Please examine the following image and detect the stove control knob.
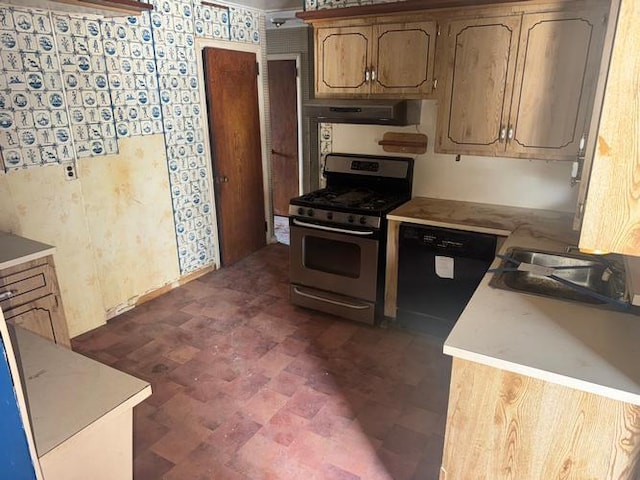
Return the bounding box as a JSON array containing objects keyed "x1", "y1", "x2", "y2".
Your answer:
[
  {"x1": 359, "y1": 216, "x2": 367, "y2": 225},
  {"x1": 326, "y1": 212, "x2": 333, "y2": 220},
  {"x1": 307, "y1": 209, "x2": 314, "y2": 217},
  {"x1": 347, "y1": 215, "x2": 355, "y2": 223},
  {"x1": 297, "y1": 207, "x2": 304, "y2": 215}
]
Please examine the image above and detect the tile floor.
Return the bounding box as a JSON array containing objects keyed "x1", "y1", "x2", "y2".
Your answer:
[{"x1": 72, "y1": 244, "x2": 451, "y2": 480}]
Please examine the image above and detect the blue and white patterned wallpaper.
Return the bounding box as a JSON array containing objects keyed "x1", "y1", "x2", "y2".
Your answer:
[{"x1": 0, "y1": 0, "x2": 262, "y2": 274}]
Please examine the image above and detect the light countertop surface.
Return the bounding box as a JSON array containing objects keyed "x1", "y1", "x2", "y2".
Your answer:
[
  {"x1": 13, "y1": 327, "x2": 151, "y2": 457},
  {"x1": 390, "y1": 197, "x2": 640, "y2": 405},
  {"x1": 0, "y1": 232, "x2": 56, "y2": 270}
]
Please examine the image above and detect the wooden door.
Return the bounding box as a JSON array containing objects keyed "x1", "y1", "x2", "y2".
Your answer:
[
  {"x1": 316, "y1": 26, "x2": 372, "y2": 96},
  {"x1": 204, "y1": 48, "x2": 266, "y2": 266},
  {"x1": 5, "y1": 295, "x2": 58, "y2": 343},
  {"x1": 436, "y1": 16, "x2": 521, "y2": 155},
  {"x1": 506, "y1": 10, "x2": 607, "y2": 160},
  {"x1": 373, "y1": 21, "x2": 437, "y2": 97},
  {"x1": 268, "y1": 60, "x2": 299, "y2": 216}
]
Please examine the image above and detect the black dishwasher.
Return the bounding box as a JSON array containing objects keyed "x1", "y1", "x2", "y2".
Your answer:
[{"x1": 397, "y1": 224, "x2": 497, "y2": 338}]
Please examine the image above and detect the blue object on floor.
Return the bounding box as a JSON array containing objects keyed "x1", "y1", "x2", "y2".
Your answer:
[{"x1": 0, "y1": 336, "x2": 37, "y2": 480}]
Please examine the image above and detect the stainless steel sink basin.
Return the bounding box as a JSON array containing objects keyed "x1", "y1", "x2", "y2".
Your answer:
[{"x1": 490, "y1": 248, "x2": 626, "y2": 305}]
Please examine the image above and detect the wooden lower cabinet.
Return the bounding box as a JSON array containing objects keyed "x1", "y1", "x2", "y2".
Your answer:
[
  {"x1": 4, "y1": 295, "x2": 61, "y2": 345},
  {"x1": 441, "y1": 358, "x2": 640, "y2": 479},
  {"x1": 0, "y1": 257, "x2": 70, "y2": 348}
]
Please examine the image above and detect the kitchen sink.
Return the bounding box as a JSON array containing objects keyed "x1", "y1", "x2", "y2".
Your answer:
[{"x1": 489, "y1": 248, "x2": 627, "y2": 305}]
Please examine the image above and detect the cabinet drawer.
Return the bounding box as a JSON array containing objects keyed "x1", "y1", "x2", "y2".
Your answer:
[{"x1": 0, "y1": 263, "x2": 54, "y2": 312}]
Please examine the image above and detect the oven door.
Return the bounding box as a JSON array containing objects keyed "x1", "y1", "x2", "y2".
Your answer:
[{"x1": 290, "y1": 219, "x2": 380, "y2": 302}]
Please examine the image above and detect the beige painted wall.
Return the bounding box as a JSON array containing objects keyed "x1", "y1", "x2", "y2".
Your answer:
[
  {"x1": 330, "y1": 101, "x2": 578, "y2": 212},
  {"x1": 0, "y1": 135, "x2": 180, "y2": 337}
]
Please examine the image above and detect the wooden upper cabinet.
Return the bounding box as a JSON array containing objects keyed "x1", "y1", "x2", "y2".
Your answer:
[
  {"x1": 436, "y1": 16, "x2": 520, "y2": 155},
  {"x1": 436, "y1": 7, "x2": 606, "y2": 160},
  {"x1": 578, "y1": 0, "x2": 639, "y2": 256},
  {"x1": 316, "y1": 26, "x2": 372, "y2": 96},
  {"x1": 508, "y1": 11, "x2": 606, "y2": 159},
  {"x1": 314, "y1": 20, "x2": 437, "y2": 98},
  {"x1": 372, "y1": 21, "x2": 437, "y2": 96}
]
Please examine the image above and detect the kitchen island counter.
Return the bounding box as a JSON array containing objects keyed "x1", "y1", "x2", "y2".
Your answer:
[{"x1": 14, "y1": 326, "x2": 151, "y2": 479}]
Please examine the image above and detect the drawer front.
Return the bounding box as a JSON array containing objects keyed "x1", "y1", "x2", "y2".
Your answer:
[{"x1": 0, "y1": 263, "x2": 54, "y2": 311}]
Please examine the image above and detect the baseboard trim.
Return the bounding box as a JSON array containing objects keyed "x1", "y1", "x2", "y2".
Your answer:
[{"x1": 135, "y1": 265, "x2": 217, "y2": 306}]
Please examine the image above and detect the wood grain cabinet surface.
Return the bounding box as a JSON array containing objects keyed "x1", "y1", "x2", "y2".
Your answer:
[
  {"x1": 441, "y1": 358, "x2": 640, "y2": 480},
  {"x1": 436, "y1": 8, "x2": 607, "y2": 161},
  {"x1": 0, "y1": 257, "x2": 70, "y2": 347},
  {"x1": 315, "y1": 20, "x2": 437, "y2": 98},
  {"x1": 577, "y1": 0, "x2": 640, "y2": 256}
]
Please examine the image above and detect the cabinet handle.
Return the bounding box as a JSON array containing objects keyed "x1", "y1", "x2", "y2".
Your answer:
[
  {"x1": 371, "y1": 67, "x2": 376, "y2": 82},
  {"x1": 507, "y1": 125, "x2": 514, "y2": 142},
  {"x1": 432, "y1": 78, "x2": 438, "y2": 90},
  {"x1": 499, "y1": 126, "x2": 506, "y2": 143},
  {"x1": 0, "y1": 290, "x2": 17, "y2": 301},
  {"x1": 365, "y1": 68, "x2": 370, "y2": 83},
  {"x1": 578, "y1": 134, "x2": 587, "y2": 155}
]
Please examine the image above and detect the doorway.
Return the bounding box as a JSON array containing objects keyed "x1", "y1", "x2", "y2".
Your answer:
[
  {"x1": 202, "y1": 47, "x2": 267, "y2": 266},
  {"x1": 267, "y1": 55, "x2": 303, "y2": 245}
]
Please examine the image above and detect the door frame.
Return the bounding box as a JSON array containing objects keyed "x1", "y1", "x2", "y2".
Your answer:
[
  {"x1": 195, "y1": 38, "x2": 272, "y2": 268},
  {"x1": 267, "y1": 53, "x2": 304, "y2": 196}
]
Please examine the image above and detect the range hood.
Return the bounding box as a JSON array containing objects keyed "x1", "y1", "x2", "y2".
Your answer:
[{"x1": 305, "y1": 99, "x2": 421, "y2": 126}]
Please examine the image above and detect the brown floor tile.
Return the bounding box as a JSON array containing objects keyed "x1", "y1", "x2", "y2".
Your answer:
[
  {"x1": 268, "y1": 370, "x2": 307, "y2": 397},
  {"x1": 319, "y1": 463, "x2": 361, "y2": 480},
  {"x1": 307, "y1": 405, "x2": 353, "y2": 438},
  {"x1": 258, "y1": 409, "x2": 309, "y2": 446},
  {"x1": 382, "y1": 425, "x2": 430, "y2": 457},
  {"x1": 241, "y1": 387, "x2": 289, "y2": 425},
  {"x1": 149, "y1": 427, "x2": 205, "y2": 464},
  {"x1": 205, "y1": 412, "x2": 263, "y2": 455},
  {"x1": 71, "y1": 244, "x2": 451, "y2": 480},
  {"x1": 355, "y1": 400, "x2": 402, "y2": 440},
  {"x1": 133, "y1": 450, "x2": 175, "y2": 479},
  {"x1": 283, "y1": 385, "x2": 330, "y2": 419}
]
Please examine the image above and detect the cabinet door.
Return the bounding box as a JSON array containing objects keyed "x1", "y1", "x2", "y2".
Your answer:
[
  {"x1": 315, "y1": 26, "x2": 372, "y2": 96},
  {"x1": 4, "y1": 295, "x2": 59, "y2": 344},
  {"x1": 506, "y1": 11, "x2": 607, "y2": 160},
  {"x1": 372, "y1": 21, "x2": 437, "y2": 97},
  {"x1": 436, "y1": 16, "x2": 521, "y2": 155},
  {"x1": 579, "y1": 0, "x2": 638, "y2": 255}
]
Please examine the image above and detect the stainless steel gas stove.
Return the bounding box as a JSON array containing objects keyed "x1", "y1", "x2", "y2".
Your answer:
[{"x1": 288, "y1": 153, "x2": 413, "y2": 324}]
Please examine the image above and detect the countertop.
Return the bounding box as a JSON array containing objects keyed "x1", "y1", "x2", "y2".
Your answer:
[
  {"x1": 389, "y1": 197, "x2": 640, "y2": 405},
  {"x1": 12, "y1": 327, "x2": 151, "y2": 457},
  {"x1": 0, "y1": 232, "x2": 56, "y2": 270}
]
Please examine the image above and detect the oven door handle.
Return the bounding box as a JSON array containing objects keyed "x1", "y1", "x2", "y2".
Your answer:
[
  {"x1": 292, "y1": 219, "x2": 375, "y2": 236},
  {"x1": 293, "y1": 287, "x2": 371, "y2": 310}
]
